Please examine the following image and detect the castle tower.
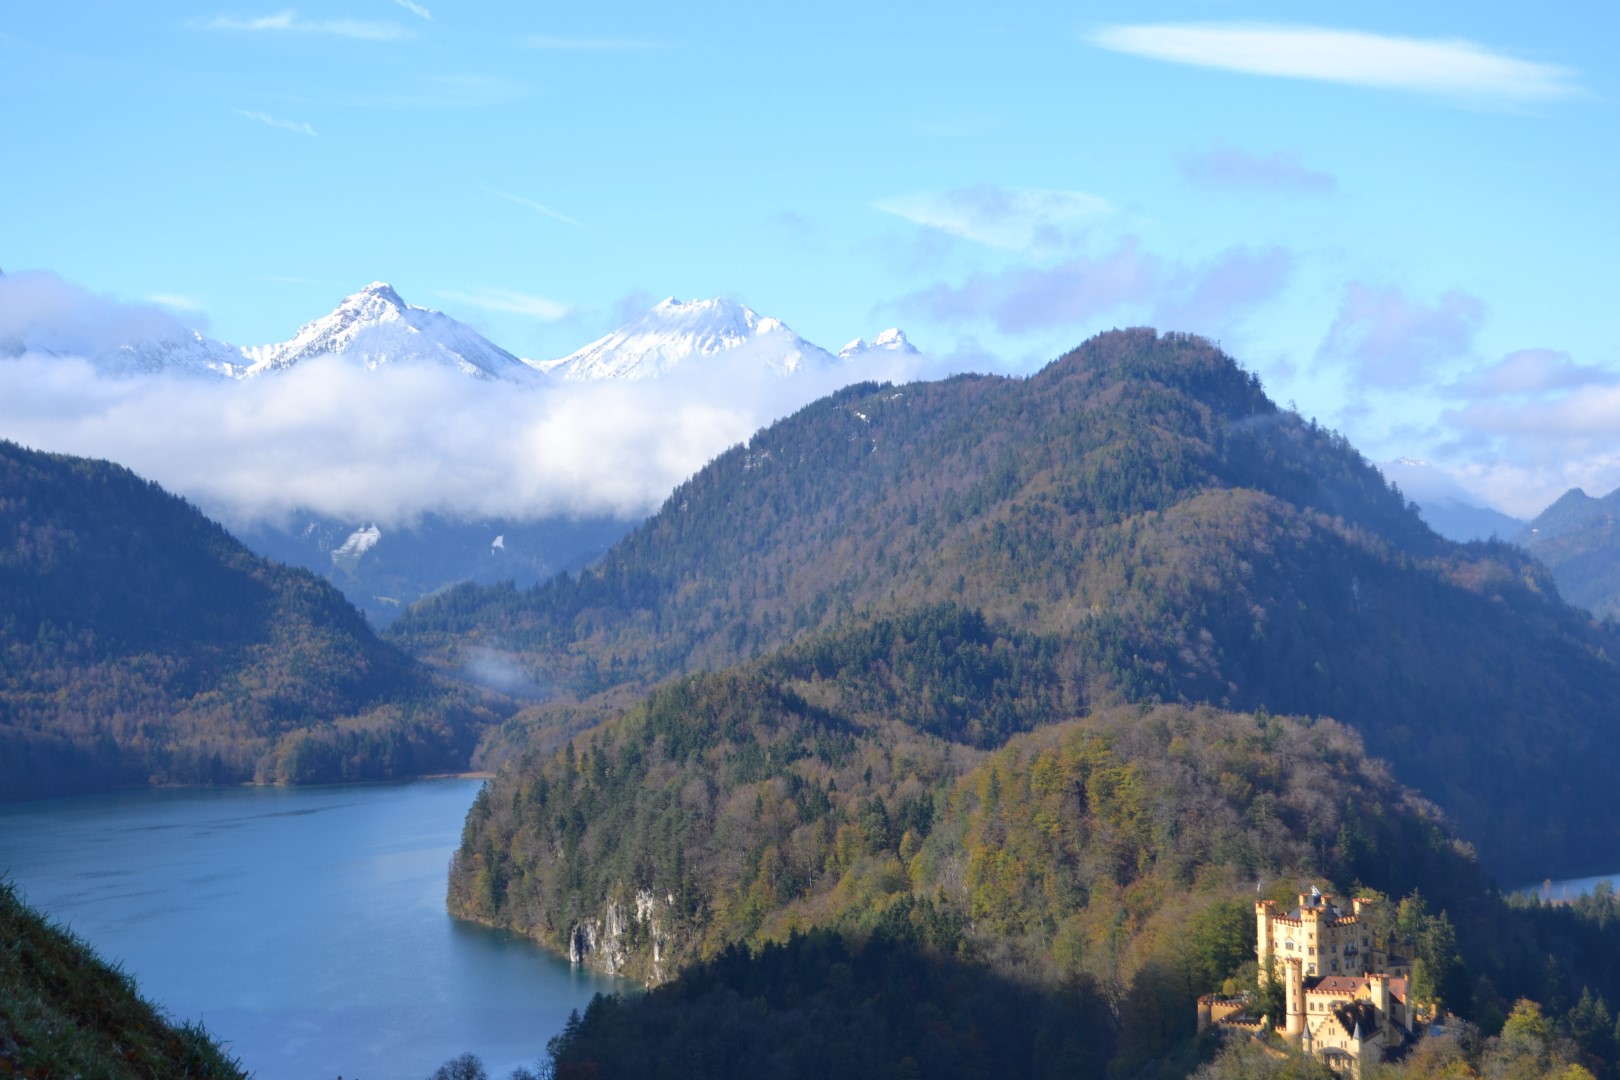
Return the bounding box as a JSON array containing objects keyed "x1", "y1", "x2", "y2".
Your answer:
[
  {"x1": 1256, "y1": 899, "x2": 1276, "y2": 984},
  {"x1": 1368, "y1": 972, "x2": 1390, "y2": 1017},
  {"x1": 1299, "y1": 890, "x2": 1324, "y2": 972},
  {"x1": 1284, "y1": 957, "x2": 1305, "y2": 1041}
]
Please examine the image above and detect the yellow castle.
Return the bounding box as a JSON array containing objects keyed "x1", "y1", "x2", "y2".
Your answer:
[{"x1": 1198, "y1": 887, "x2": 1421, "y2": 1078}]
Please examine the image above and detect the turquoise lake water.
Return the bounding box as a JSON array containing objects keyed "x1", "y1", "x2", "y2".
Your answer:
[{"x1": 0, "y1": 778, "x2": 629, "y2": 1080}]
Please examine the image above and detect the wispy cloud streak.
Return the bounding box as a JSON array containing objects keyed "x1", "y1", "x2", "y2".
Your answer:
[
  {"x1": 521, "y1": 35, "x2": 665, "y2": 51},
  {"x1": 482, "y1": 185, "x2": 583, "y2": 228},
  {"x1": 202, "y1": 10, "x2": 413, "y2": 41},
  {"x1": 393, "y1": 0, "x2": 430, "y2": 19},
  {"x1": 233, "y1": 108, "x2": 317, "y2": 137},
  {"x1": 878, "y1": 185, "x2": 1111, "y2": 253},
  {"x1": 1089, "y1": 23, "x2": 1579, "y2": 104},
  {"x1": 436, "y1": 287, "x2": 572, "y2": 321}
]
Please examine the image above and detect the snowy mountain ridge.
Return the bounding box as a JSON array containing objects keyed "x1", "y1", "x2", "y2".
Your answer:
[
  {"x1": 837, "y1": 327, "x2": 918, "y2": 361},
  {"x1": 236, "y1": 282, "x2": 539, "y2": 382},
  {"x1": 14, "y1": 277, "x2": 918, "y2": 386},
  {"x1": 541, "y1": 296, "x2": 838, "y2": 381}
]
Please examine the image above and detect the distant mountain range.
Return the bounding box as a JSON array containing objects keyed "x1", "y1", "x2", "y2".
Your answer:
[
  {"x1": 234, "y1": 511, "x2": 633, "y2": 627},
  {"x1": 1380, "y1": 457, "x2": 1528, "y2": 543},
  {"x1": 1381, "y1": 458, "x2": 1619, "y2": 618},
  {"x1": 9, "y1": 279, "x2": 918, "y2": 386},
  {"x1": 543, "y1": 296, "x2": 853, "y2": 381},
  {"x1": 1518, "y1": 484, "x2": 1620, "y2": 619}
]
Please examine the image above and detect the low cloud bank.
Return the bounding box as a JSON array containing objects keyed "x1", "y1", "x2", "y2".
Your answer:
[
  {"x1": 0, "y1": 270, "x2": 202, "y2": 358},
  {"x1": 0, "y1": 340, "x2": 948, "y2": 530}
]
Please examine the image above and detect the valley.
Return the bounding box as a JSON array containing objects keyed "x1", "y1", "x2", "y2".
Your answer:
[
  {"x1": 7, "y1": 6, "x2": 1614, "y2": 1077},
  {"x1": 5, "y1": 324, "x2": 1617, "y2": 1079}
]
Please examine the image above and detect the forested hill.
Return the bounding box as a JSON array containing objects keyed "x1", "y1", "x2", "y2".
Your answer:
[
  {"x1": 454, "y1": 607, "x2": 1620, "y2": 1077},
  {"x1": 0, "y1": 439, "x2": 509, "y2": 798},
  {"x1": 394, "y1": 328, "x2": 1438, "y2": 684},
  {"x1": 396, "y1": 329, "x2": 1620, "y2": 881}
]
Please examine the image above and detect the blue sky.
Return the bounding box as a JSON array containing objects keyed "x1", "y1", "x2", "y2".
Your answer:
[{"x1": 3, "y1": 1, "x2": 1617, "y2": 517}]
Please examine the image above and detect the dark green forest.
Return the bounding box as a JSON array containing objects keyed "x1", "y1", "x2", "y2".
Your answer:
[
  {"x1": 0, "y1": 439, "x2": 511, "y2": 798},
  {"x1": 396, "y1": 329, "x2": 1620, "y2": 881}
]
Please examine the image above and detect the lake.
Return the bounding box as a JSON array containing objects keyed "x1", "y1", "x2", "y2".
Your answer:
[
  {"x1": 1522, "y1": 869, "x2": 1620, "y2": 902},
  {"x1": 0, "y1": 778, "x2": 630, "y2": 1080}
]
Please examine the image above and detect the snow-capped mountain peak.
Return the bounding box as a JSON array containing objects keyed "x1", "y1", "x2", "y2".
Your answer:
[
  {"x1": 837, "y1": 327, "x2": 918, "y2": 361},
  {"x1": 236, "y1": 283, "x2": 539, "y2": 382},
  {"x1": 543, "y1": 296, "x2": 835, "y2": 381}
]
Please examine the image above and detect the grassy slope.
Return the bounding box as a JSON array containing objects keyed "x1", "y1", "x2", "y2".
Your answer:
[{"x1": 0, "y1": 881, "x2": 246, "y2": 1079}]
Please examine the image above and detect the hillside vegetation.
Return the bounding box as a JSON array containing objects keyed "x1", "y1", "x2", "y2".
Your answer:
[
  {"x1": 450, "y1": 607, "x2": 1469, "y2": 983},
  {"x1": 399, "y1": 329, "x2": 1620, "y2": 880},
  {"x1": 459, "y1": 607, "x2": 1620, "y2": 1076},
  {"x1": 0, "y1": 439, "x2": 510, "y2": 799}
]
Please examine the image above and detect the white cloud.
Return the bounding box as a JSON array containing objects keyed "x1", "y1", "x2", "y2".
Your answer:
[
  {"x1": 1449, "y1": 349, "x2": 1618, "y2": 398},
  {"x1": 1402, "y1": 349, "x2": 1620, "y2": 516},
  {"x1": 0, "y1": 271, "x2": 194, "y2": 359},
  {"x1": 1317, "y1": 284, "x2": 1486, "y2": 387},
  {"x1": 900, "y1": 239, "x2": 1291, "y2": 336},
  {"x1": 878, "y1": 184, "x2": 1111, "y2": 253},
  {"x1": 393, "y1": 0, "x2": 430, "y2": 20},
  {"x1": 202, "y1": 10, "x2": 413, "y2": 42},
  {"x1": 233, "y1": 108, "x2": 317, "y2": 137},
  {"x1": 1089, "y1": 23, "x2": 1579, "y2": 104},
  {"x1": 435, "y1": 287, "x2": 573, "y2": 321},
  {"x1": 1451, "y1": 385, "x2": 1620, "y2": 442},
  {"x1": 1449, "y1": 454, "x2": 1620, "y2": 520}
]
